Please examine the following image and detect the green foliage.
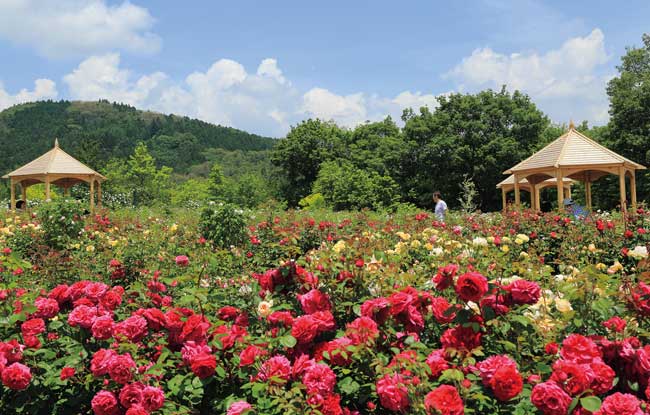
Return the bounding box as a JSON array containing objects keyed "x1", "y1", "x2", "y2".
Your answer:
[
  {"x1": 605, "y1": 33, "x2": 650, "y2": 205},
  {"x1": 298, "y1": 193, "x2": 326, "y2": 210},
  {"x1": 313, "y1": 160, "x2": 401, "y2": 210},
  {"x1": 271, "y1": 119, "x2": 344, "y2": 206},
  {"x1": 457, "y1": 174, "x2": 479, "y2": 213},
  {"x1": 104, "y1": 143, "x2": 172, "y2": 206},
  {"x1": 199, "y1": 202, "x2": 248, "y2": 248},
  {"x1": 35, "y1": 199, "x2": 85, "y2": 249},
  {"x1": 170, "y1": 178, "x2": 211, "y2": 207}
]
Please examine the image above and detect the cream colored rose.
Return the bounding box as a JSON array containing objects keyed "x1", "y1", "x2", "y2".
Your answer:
[{"x1": 257, "y1": 300, "x2": 274, "y2": 317}]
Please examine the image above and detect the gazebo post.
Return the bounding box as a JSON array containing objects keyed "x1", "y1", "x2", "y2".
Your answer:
[
  {"x1": 513, "y1": 174, "x2": 521, "y2": 208},
  {"x1": 585, "y1": 171, "x2": 592, "y2": 210},
  {"x1": 630, "y1": 171, "x2": 637, "y2": 212},
  {"x1": 97, "y1": 180, "x2": 102, "y2": 209},
  {"x1": 534, "y1": 185, "x2": 541, "y2": 211},
  {"x1": 530, "y1": 184, "x2": 536, "y2": 211},
  {"x1": 556, "y1": 169, "x2": 564, "y2": 211},
  {"x1": 64, "y1": 187, "x2": 70, "y2": 197},
  {"x1": 21, "y1": 183, "x2": 27, "y2": 207},
  {"x1": 90, "y1": 179, "x2": 95, "y2": 213},
  {"x1": 10, "y1": 178, "x2": 15, "y2": 212},
  {"x1": 45, "y1": 177, "x2": 51, "y2": 201},
  {"x1": 619, "y1": 167, "x2": 627, "y2": 213}
]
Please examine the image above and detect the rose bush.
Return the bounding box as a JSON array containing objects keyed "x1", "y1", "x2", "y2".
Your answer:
[{"x1": 0, "y1": 206, "x2": 648, "y2": 414}]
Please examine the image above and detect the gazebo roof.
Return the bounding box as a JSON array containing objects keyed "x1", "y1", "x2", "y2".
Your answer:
[
  {"x1": 496, "y1": 174, "x2": 573, "y2": 189},
  {"x1": 504, "y1": 126, "x2": 646, "y2": 174},
  {"x1": 2, "y1": 139, "x2": 105, "y2": 180}
]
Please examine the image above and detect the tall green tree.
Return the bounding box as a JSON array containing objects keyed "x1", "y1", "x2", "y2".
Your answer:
[
  {"x1": 104, "y1": 143, "x2": 172, "y2": 206},
  {"x1": 271, "y1": 119, "x2": 345, "y2": 206},
  {"x1": 605, "y1": 33, "x2": 650, "y2": 203},
  {"x1": 399, "y1": 88, "x2": 549, "y2": 211}
]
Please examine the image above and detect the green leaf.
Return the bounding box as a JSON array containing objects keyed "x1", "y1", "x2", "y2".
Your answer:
[
  {"x1": 580, "y1": 396, "x2": 602, "y2": 412},
  {"x1": 279, "y1": 335, "x2": 297, "y2": 348}
]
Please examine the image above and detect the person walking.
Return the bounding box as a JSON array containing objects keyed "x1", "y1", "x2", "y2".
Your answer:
[{"x1": 433, "y1": 191, "x2": 448, "y2": 222}]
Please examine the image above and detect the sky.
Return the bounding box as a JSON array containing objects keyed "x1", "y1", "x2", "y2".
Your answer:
[{"x1": 0, "y1": 1, "x2": 649, "y2": 138}]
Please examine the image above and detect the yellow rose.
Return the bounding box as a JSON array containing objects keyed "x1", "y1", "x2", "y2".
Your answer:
[
  {"x1": 588, "y1": 243, "x2": 597, "y2": 253},
  {"x1": 501, "y1": 245, "x2": 510, "y2": 253},
  {"x1": 554, "y1": 298, "x2": 573, "y2": 313},
  {"x1": 86, "y1": 245, "x2": 95, "y2": 252},
  {"x1": 333, "y1": 240, "x2": 346, "y2": 254},
  {"x1": 170, "y1": 223, "x2": 178, "y2": 233},
  {"x1": 257, "y1": 300, "x2": 274, "y2": 317}
]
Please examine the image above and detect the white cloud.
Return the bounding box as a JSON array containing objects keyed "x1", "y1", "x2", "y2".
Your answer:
[
  {"x1": 447, "y1": 29, "x2": 611, "y2": 124},
  {"x1": 63, "y1": 53, "x2": 166, "y2": 106},
  {"x1": 0, "y1": 79, "x2": 58, "y2": 111},
  {"x1": 0, "y1": 0, "x2": 161, "y2": 58},
  {"x1": 54, "y1": 55, "x2": 443, "y2": 136}
]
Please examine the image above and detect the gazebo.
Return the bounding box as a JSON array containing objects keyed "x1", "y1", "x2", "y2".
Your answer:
[
  {"x1": 3, "y1": 139, "x2": 106, "y2": 212},
  {"x1": 504, "y1": 123, "x2": 646, "y2": 212},
  {"x1": 497, "y1": 175, "x2": 574, "y2": 211}
]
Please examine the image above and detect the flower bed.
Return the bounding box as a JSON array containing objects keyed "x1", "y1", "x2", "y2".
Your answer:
[{"x1": 0, "y1": 207, "x2": 649, "y2": 414}]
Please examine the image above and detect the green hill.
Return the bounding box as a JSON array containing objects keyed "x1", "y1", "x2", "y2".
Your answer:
[{"x1": 0, "y1": 100, "x2": 276, "y2": 175}]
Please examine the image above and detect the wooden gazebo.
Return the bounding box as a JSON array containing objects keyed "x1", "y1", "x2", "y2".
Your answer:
[
  {"x1": 504, "y1": 123, "x2": 646, "y2": 212},
  {"x1": 497, "y1": 175, "x2": 574, "y2": 211},
  {"x1": 3, "y1": 139, "x2": 106, "y2": 212}
]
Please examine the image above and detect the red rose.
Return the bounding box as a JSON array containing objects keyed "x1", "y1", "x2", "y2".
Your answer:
[
  {"x1": 631, "y1": 282, "x2": 650, "y2": 316},
  {"x1": 141, "y1": 308, "x2": 166, "y2": 331},
  {"x1": 21, "y1": 318, "x2": 45, "y2": 338},
  {"x1": 345, "y1": 316, "x2": 379, "y2": 345},
  {"x1": 424, "y1": 385, "x2": 464, "y2": 415},
  {"x1": 530, "y1": 381, "x2": 572, "y2": 415},
  {"x1": 602, "y1": 316, "x2": 626, "y2": 333},
  {"x1": 597, "y1": 392, "x2": 642, "y2": 415},
  {"x1": 505, "y1": 279, "x2": 541, "y2": 305},
  {"x1": 376, "y1": 373, "x2": 409, "y2": 412},
  {"x1": 142, "y1": 385, "x2": 165, "y2": 411},
  {"x1": 257, "y1": 355, "x2": 291, "y2": 385},
  {"x1": 60, "y1": 367, "x2": 75, "y2": 381},
  {"x1": 181, "y1": 341, "x2": 211, "y2": 365},
  {"x1": 108, "y1": 353, "x2": 137, "y2": 385},
  {"x1": 441, "y1": 325, "x2": 482, "y2": 353},
  {"x1": 590, "y1": 361, "x2": 615, "y2": 395},
  {"x1": 119, "y1": 382, "x2": 144, "y2": 408},
  {"x1": 190, "y1": 353, "x2": 217, "y2": 379},
  {"x1": 302, "y1": 362, "x2": 336, "y2": 396},
  {"x1": 239, "y1": 345, "x2": 267, "y2": 367},
  {"x1": 430, "y1": 297, "x2": 456, "y2": 323},
  {"x1": 34, "y1": 297, "x2": 59, "y2": 319},
  {"x1": 490, "y1": 365, "x2": 523, "y2": 401},
  {"x1": 560, "y1": 334, "x2": 601, "y2": 364},
  {"x1": 91, "y1": 390, "x2": 120, "y2": 415},
  {"x1": 549, "y1": 360, "x2": 593, "y2": 396},
  {"x1": 298, "y1": 289, "x2": 332, "y2": 314},
  {"x1": 125, "y1": 405, "x2": 148, "y2": 415},
  {"x1": 292, "y1": 315, "x2": 319, "y2": 344},
  {"x1": 425, "y1": 349, "x2": 449, "y2": 378},
  {"x1": 455, "y1": 272, "x2": 488, "y2": 302},
  {"x1": 360, "y1": 297, "x2": 391, "y2": 324},
  {"x1": 545, "y1": 342, "x2": 558, "y2": 355},
  {"x1": 114, "y1": 315, "x2": 148, "y2": 343},
  {"x1": 217, "y1": 306, "x2": 241, "y2": 321},
  {"x1": 477, "y1": 355, "x2": 517, "y2": 386},
  {"x1": 314, "y1": 337, "x2": 353, "y2": 366},
  {"x1": 227, "y1": 401, "x2": 253, "y2": 415},
  {"x1": 91, "y1": 348, "x2": 117, "y2": 377},
  {"x1": 1, "y1": 362, "x2": 31, "y2": 390},
  {"x1": 267, "y1": 311, "x2": 294, "y2": 327},
  {"x1": 67, "y1": 304, "x2": 98, "y2": 329},
  {"x1": 91, "y1": 315, "x2": 115, "y2": 340},
  {"x1": 175, "y1": 255, "x2": 189, "y2": 266},
  {"x1": 433, "y1": 264, "x2": 458, "y2": 290},
  {"x1": 84, "y1": 282, "x2": 109, "y2": 301},
  {"x1": 180, "y1": 314, "x2": 210, "y2": 344}
]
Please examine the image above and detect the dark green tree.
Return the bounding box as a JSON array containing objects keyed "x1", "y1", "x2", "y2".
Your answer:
[
  {"x1": 271, "y1": 119, "x2": 345, "y2": 206},
  {"x1": 400, "y1": 88, "x2": 549, "y2": 211},
  {"x1": 605, "y1": 33, "x2": 650, "y2": 203}
]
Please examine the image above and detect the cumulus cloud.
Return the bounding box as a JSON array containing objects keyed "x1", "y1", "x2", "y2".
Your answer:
[
  {"x1": 0, "y1": 0, "x2": 161, "y2": 58},
  {"x1": 447, "y1": 29, "x2": 611, "y2": 124},
  {"x1": 0, "y1": 79, "x2": 58, "y2": 111},
  {"x1": 63, "y1": 53, "x2": 166, "y2": 107},
  {"x1": 301, "y1": 88, "x2": 368, "y2": 127}
]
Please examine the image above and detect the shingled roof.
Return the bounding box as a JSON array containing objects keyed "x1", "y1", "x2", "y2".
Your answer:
[
  {"x1": 504, "y1": 127, "x2": 646, "y2": 174},
  {"x1": 2, "y1": 139, "x2": 105, "y2": 179}
]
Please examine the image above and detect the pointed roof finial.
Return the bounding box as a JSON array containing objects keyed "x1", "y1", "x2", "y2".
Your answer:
[
  {"x1": 569, "y1": 120, "x2": 575, "y2": 130},
  {"x1": 54, "y1": 138, "x2": 59, "y2": 148}
]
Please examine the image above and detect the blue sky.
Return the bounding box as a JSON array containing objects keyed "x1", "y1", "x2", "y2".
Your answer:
[{"x1": 1, "y1": 0, "x2": 649, "y2": 137}]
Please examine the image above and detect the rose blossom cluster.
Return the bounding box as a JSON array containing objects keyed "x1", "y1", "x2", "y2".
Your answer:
[{"x1": 532, "y1": 333, "x2": 650, "y2": 415}]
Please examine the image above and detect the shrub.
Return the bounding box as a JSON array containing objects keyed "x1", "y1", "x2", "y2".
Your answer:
[
  {"x1": 198, "y1": 202, "x2": 248, "y2": 248},
  {"x1": 298, "y1": 193, "x2": 326, "y2": 210},
  {"x1": 35, "y1": 199, "x2": 85, "y2": 249}
]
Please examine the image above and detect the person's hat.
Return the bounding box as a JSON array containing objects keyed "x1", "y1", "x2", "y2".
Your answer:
[{"x1": 563, "y1": 198, "x2": 574, "y2": 206}]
